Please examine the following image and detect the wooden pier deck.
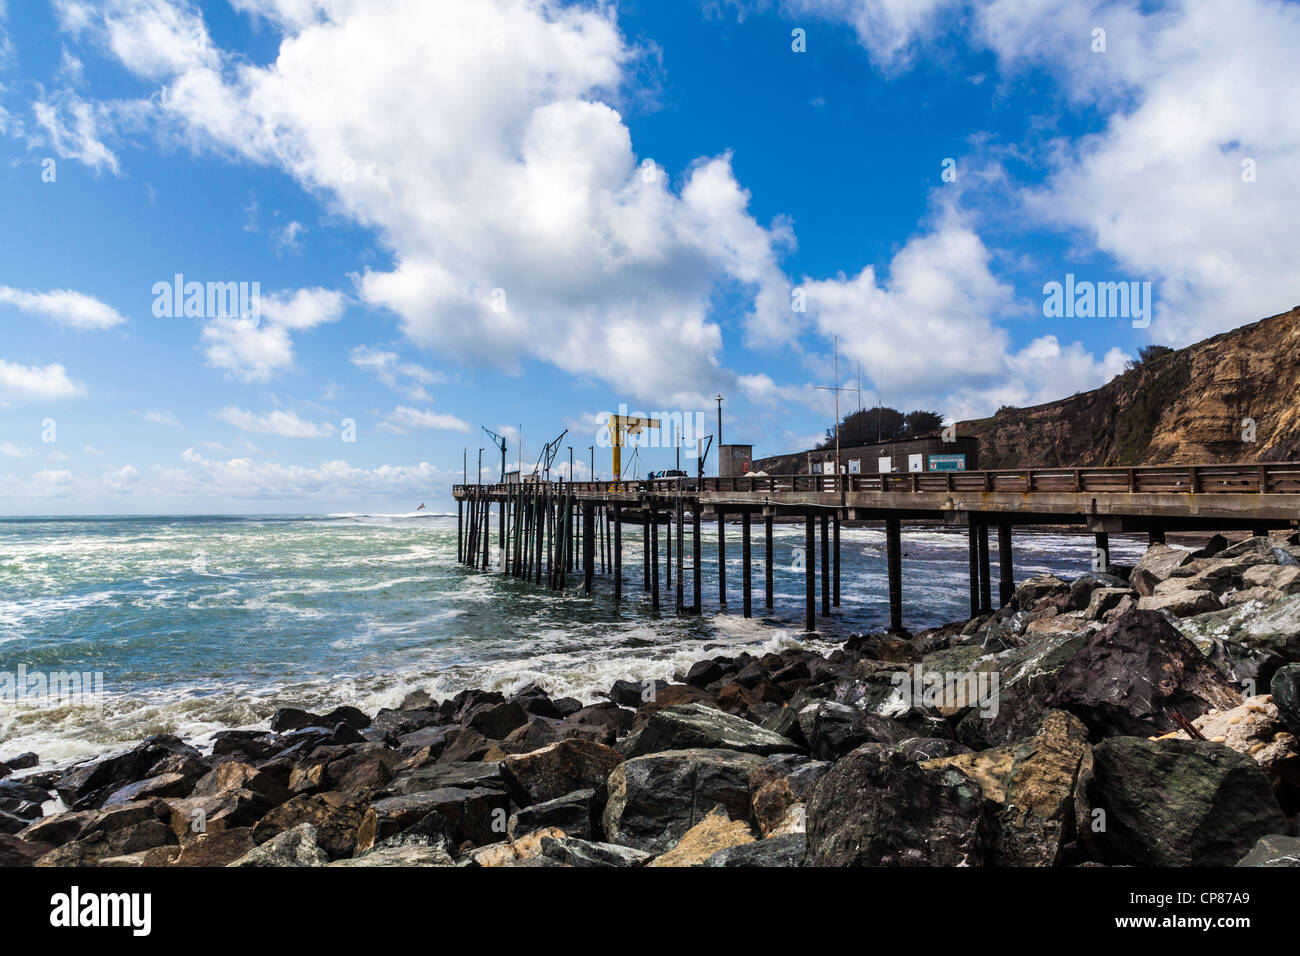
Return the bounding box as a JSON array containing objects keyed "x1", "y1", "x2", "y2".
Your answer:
[{"x1": 452, "y1": 462, "x2": 1300, "y2": 633}]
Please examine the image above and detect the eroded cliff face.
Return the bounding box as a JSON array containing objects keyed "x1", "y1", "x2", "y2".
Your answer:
[{"x1": 961, "y1": 305, "x2": 1300, "y2": 467}]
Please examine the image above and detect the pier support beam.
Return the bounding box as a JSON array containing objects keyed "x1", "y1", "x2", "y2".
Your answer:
[
  {"x1": 742, "y1": 511, "x2": 752, "y2": 619},
  {"x1": 804, "y1": 512, "x2": 816, "y2": 633},
  {"x1": 583, "y1": 503, "x2": 595, "y2": 595},
  {"x1": 676, "y1": 498, "x2": 684, "y2": 614},
  {"x1": 642, "y1": 511, "x2": 650, "y2": 591},
  {"x1": 1094, "y1": 531, "x2": 1110, "y2": 572},
  {"x1": 613, "y1": 505, "x2": 622, "y2": 600},
  {"x1": 693, "y1": 507, "x2": 702, "y2": 613},
  {"x1": 886, "y1": 515, "x2": 903, "y2": 634},
  {"x1": 665, "y1": 510, "x2": 672, "y2": 591},
  {"x1": 717, "y1": 509, "x2": 727, "y2": 605},
  {"x1": 968, "y1": 522, "x2": 980, "y2": 619},
  {"x1": 820, "y1": 513, "x2": 830, "y2": 617},
  {"x1": 764, "y1": 514, "x2": 774, "y2": 609},
  {"x1": 833, "y1": 514, "x2": 841, "y2": 608},
  {"x1": 457, "y1": 500, "x2": 463, "y2": 563},
  {"x1": 978, "y1": 522, "x2": 993, "y2": 615},
  {"x1": 650, "y1": 509, "x2": 660, "y2": 611},
  {"x1": 998, "y1": 522, "x2": 1013, "y2": 607}
]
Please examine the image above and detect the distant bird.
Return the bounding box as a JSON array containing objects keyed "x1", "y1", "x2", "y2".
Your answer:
[{"x1": 416, "y1": 503, "x2": 425, "y2": 511}]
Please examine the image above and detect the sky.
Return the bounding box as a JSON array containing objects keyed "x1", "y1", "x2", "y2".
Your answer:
[{"x1": 0, "y1": 0, "x2": 1296, "y2": 514}]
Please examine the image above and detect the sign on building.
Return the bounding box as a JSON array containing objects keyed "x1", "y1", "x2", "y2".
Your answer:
[
  {"x1": 908, "y1": 454, "x2": 924, "y2": 472},
  {"x1": 848, "y1": 459, "x2": 861, "y2": 474},
  {"x1": 928, "y1": 454, "x2": 967, "y2": 471},
  {"x1": 878, "y1": 456, "x2": 893, "y2": 473}
]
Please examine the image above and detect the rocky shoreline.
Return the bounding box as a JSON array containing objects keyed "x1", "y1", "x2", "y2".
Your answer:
[{"x1": 3, "y1": 532, "x2": 1300, "y2": 868}]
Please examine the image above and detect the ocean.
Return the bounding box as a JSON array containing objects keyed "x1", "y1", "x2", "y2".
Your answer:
[{"x1": 0, "y1": 513, "x2": 1147, "y2": 769}]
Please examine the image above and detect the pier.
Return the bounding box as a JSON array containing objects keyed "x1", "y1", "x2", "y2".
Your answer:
[{"x1": 453, "y1": 462, "x2": 1300, "y2": 633}]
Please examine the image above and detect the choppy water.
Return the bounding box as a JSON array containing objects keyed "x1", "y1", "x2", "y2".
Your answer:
[{"x1": 0, "y1": 513, "x2": 1146, "y2": 768}]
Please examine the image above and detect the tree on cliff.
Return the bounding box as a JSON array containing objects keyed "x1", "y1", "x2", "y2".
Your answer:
[{"x1": 820, "y1": 407, "x2": 945, "y2": 447}]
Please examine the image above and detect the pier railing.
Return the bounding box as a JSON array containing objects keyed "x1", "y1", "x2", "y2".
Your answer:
[{"x1": 455, "y1": 461, "x2": 1300, "y2": 498}]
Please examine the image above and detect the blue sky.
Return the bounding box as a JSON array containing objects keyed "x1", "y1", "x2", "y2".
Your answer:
[{"x1": 1, "y1": 0, "x2": 1296, "y2": 514}]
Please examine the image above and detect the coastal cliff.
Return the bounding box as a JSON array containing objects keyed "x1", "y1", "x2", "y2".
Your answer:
[{"x1": 960, "y1": 305, "x2": 1300, "y2": 468}]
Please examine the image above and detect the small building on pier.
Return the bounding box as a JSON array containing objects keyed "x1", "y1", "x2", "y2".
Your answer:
[{"x1": 751, "y1": 433, "x2": 980, "y2": 476}]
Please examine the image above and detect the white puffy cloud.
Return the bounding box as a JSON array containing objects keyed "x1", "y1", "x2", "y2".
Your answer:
[
  {"x1": 201, "y1": 317, "x2": 293, "y2": 381},
  {"x1": 214, "y1": 405, "x2": 336, "y2": 438},
  {"x1": 769, "y1": 0, "x2": 1300, "y2": 344},
  {"x1": 0, "y1": 359, "x2": 87, "y2": 404},
  {"x1": 137, "y1": 409, "x2": 179, "y2": 425},
  {"x1": 30, "y1": 88, "x2": 119, "y2": 173},
  {"x1": 349, "y1": 346, "x2": 442, "y2": 401},
  {"x1": 259, "y1": 287, "x2": 344, "y2": 330},
  {"x1": 377, "y1": 405, "x2": 472, "y2": 435},
  {"x1": 200, "y1": 286, "x2": 342, "y2": 380},
  {"x1": 0, "y1": 285, "x2": 125, "y2": 329},
  {"x1": 59, "y1": 0, "x2": 791, "y2": 406}
]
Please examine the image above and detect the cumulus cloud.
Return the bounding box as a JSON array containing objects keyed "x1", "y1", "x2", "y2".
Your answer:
[
  {"x1": 214, "y1": 405, "x2": 335, "y2": 438},
  {"x1": 0, "y1": 285, "x2": 126, "y2": 329},
  {"x1": 0, "y1": 359, "x2": 87, "y2": 404},
  {"x1": 376, "y1": 405, "x2": 471, "y2": 435},
  {"x1": 770, "y1": 0, "x2": 1300, "y2": 344},
  {"x1": 137, "y1": 408, "x2": 179, "y2": 425},
  {"x1": 200, "y1": 287, "x2": 342, "y2": 380},
  {"x1": 59, "y1": 0, "x2": 792, "y2": 406},
  {"x1": 349, "y1": 345, "x2": 442, "y2": 401},
  {"x1": 30, "y1": 88, "x2": 119, "y2": 173}
]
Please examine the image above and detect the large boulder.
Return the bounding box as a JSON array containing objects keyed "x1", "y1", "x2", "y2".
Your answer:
[
  {"x1": 539, "y1": 836, "x2": 652, "y2": 867},
  {"x1": 1130, "y1": 544, "x2": 1195, "y2": 597},
  {"x1": 976, "y1": 630, "x2": 1092, "y2": 746},
  {"x1": 357, "y1": 787, "x2": 508, "y2": 850},
  {"x1": 1068, "y1": 572, "x2": 1130, "y2": 611},
  {"x1": 1236, "y1": 834, "x2": 1300, "y2": 867},
  {"x1": 1011, "y1": 575, "x2": 1070, "y2": 612},
  {"x1": 1047, "y1": 609, "x2": 1241, "y2": 739},
  {"x1": 507, "y1": 789, "x2": 599, "y2": 842},
  {"x1": 229, "y1": 822, "x2": 329, "y2": 867},
  {"x1": 702, "y1": 833, "x2": 806, "y2": 867},
  {"x1": 620, "y1": 702, "x2": 797, "y2": 758},
  {"x1": 749, "y1": 754, "x2": 830, "y2": 837},
  {"x1": 31, "y1": 801, "x2": 177, "y2": 867},
  {"x1": 54, "y1": 735, "x2": 201, "y2": 810},
  {"x1": 1181, "y1": 594, "x2": 1300, "y2": 665},
  {"x1": 602, "y1": 749, "x2": 765, "y2": 854},
  {"x1": 0, "y1": 833, "x2": 52, "y2": 867},
  {"x1": 1272, "y1": 664, "x2": 1300, "y2": 737},
  {"x1": 1076, "y1": 737, "x2": 1287, "y2": 866},
  {"x1": 922, "y1": 710, "x2": 1089, "y2": 866},
  {"x1": 647, "y1": 805, "x2": 755, "y2": 867},
  {"x1": 252, "y1": 792, "x2": 366, "y2": 859},
  {"x1": 798, "y1": 701, "x2": 912, "y2": 760},
  {"x1": 500, "y1": 739, "x2": 623, "y2": 806},
  {"x1": 1136, "y1": 584, "x2": 1222, "y2": 617},
  {"x1": 806, "y1": 744, "x2": 994, "y2": 866}
]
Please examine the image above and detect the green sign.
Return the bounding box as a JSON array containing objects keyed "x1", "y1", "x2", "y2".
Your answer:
[{"x1": 928, "y1": 454, "x2": 966, "y2": 471}]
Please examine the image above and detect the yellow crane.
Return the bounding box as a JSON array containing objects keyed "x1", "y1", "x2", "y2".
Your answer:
[{"x1": 609, "y1": 414, "x2": 660, "y2": 481}]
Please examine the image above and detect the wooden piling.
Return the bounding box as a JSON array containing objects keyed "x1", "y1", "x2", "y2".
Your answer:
[
  {"x1": 675, "y1": 495, "x2": 684, "y2": 614},
  {"x1": 642, "y1": 511, "x2": 650, "y2": 591},
  {"x1": 1094, "y1": 531, "x2": 1109, "y2": 572},
  {"x1": 968, "y1": 522, "x2": 979, "y2": 618},
  {"x1": 650, "y1": 509, "x2": 660, "y2": 611},
  {"x1": 718, "y1": 508, "x2": 727, "y2": 605},
  {"x1": 613, "y1": 505, "x2": 623, "y2": 600},
  {"x1": 977, "y1": 522, "x2": 987, "y2": 613},
  {"x1": 764, "y1": 514, "x2": 774, "y2": 609},
  {"x1": 804, "y1": 512, "x2": 816, "y2": 633},
  {"x1": 692, "y1": 507, "x2": 702, "y2": 613},
  {"x1": 820, "y1": 512, "x2": 830, "y2": 617},
  {"x1": 832, "y1": 513, "x2": 841, "y2": 607},
  {"x1": 742, "y1": 511, "x2": 752, "y2": 619},
  {"x1": 998, "y1": 522, "x2": 1013, "y2": 607},
  {"x1": 583, "y1": 503, "x2": 595, "y2": 594},
  {"x1": 886, "y1": 515, "x2": 902, "y2": 634},
  {"x1": 457, "y1": 499, "x2": 463, "y2": 564}
]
